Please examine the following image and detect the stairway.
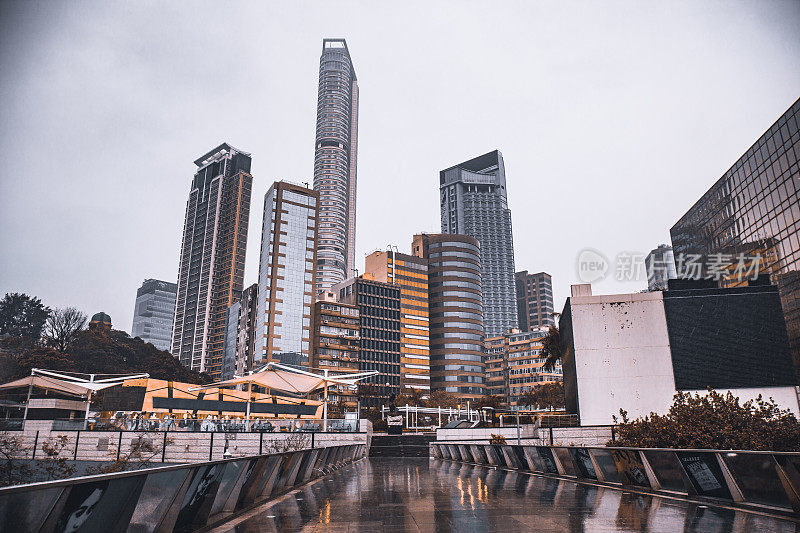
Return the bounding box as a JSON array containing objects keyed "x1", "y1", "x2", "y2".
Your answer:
[{"x1": 369, "y1": 434, "x2": 436, "y2": 457}]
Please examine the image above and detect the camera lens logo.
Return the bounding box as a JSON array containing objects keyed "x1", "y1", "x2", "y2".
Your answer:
[{"x1": 576, "y1": 249, "x2": 609, "y2": 283}]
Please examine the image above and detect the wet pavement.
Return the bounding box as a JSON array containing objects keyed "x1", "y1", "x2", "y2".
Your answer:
[{"x1": 211, "y1": 458, "x2": 800, "y2": 532}]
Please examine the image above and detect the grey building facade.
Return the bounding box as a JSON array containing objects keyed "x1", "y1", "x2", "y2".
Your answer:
[
  {"x1": 413, "y1": 233, "x2": 486, "y2": 401},
  {"x1": 515, "y1": 271, "x2": 555, "y2": 330},
  {"x1": 221, "y1": 283, "x2": 258, "y2": 380},
  {"x1": 440, "y1": 150, "x2": 518, "y2": 336},
  {"x1": 313, "y1": 38, "x2": 359, "y2": 293},
  {"x1": 645, "y1": 244, "x2": 677, "y2": 291},
  {"x1": 131, "y1": 279, "x2": 177, "y2": 351}
]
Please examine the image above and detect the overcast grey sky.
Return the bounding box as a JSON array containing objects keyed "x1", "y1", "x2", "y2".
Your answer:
[{"x1": 1, "y1": 0, "x2": 798, "y2": 333}]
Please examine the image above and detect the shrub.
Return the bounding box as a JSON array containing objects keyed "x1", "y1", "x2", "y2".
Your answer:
[
  {"x1": 611, "y1": 389, "x2": 800, "y2": 451},
  {"x1": 489, "y1": 434, "x2": 506, "y2": 445}
]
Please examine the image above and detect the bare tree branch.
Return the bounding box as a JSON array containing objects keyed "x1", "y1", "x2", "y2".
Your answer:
[{"x1": 45, "y1": 307, "x2": 87, "y2": 353}]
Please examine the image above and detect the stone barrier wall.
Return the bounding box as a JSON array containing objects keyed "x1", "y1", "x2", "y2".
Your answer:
[{"x1": 435, "y1": 425, "x2": 613, "y2": 447}]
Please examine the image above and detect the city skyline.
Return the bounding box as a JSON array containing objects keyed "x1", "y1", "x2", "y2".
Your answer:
[{"x1": 1, "y1": 2, "x2": 799, "y2": 332}]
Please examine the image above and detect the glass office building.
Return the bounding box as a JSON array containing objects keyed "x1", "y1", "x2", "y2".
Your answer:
[
  {"x1": 670, "y1": 98, "x2": 800, "y2": 381},
  {"x1": 440, "y1": 150, "x2": 517, "y2": 336},
  {"x1": 131, "y1": 279, "x2": 177, "y2": 352},
  {"x1": 256, "y1": 182, "x2": 319, "y2": 367}
]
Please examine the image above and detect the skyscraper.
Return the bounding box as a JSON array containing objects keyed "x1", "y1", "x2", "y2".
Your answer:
[
  {"x1": 645, "y1": 245, "x2": 677, "y2": 291},
  {"x1": 413, "y1": 233, "x2": 486, "y2": 401},
  {"x1": 171, "y1": 143, "x2": 252, "y2": 379},
  {"x1": 131, "y1": 279, "x2": 177, "y2": 352},
  {"x1": 313, "y1": 38, "x2": 359, "y2": 292},
  {"x1": 440, "y1": 150, "x2": 517, "y2": 336},
  {"x1": 670, "y1": 98, "x2": 799, "y2": 381},
  {"x1": 255, "y1": 181, "x2": 319, "y2": 367},
  {"x1": 365, "y1": 249, "x2": 430, "y2": 393},
  {"x1": 515, "y1": 271, "x2": 555, "y2": 331}
]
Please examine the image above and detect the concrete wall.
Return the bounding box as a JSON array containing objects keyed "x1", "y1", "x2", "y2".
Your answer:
[
  {"x1": 2, "y1": 429, "x2": 369, "y2": 463},
  {"x1": 569, "y1": 291, "x2": 676, "y2": 426}
]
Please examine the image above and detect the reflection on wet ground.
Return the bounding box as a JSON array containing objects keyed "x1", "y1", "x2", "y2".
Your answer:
[{"x1": 212, "y1": 458, "x2": 799, "y2": 532}]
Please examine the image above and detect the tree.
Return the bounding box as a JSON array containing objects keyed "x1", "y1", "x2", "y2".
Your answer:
[
  {"x1": 426, "y1": 390, "x2": 459, "y2": 408},
  {"x1": 0, "y1": 327, "x2": 209, "y2": 384},
  {"x1": 541, "y1": 325, "x2": 563, "y2": 372},
  {"x1": 518, "y1": 382, "x2": 565, "y2": 410},
  {"x1": 517, "y1": 389, "x2": 538, "y2": 408},
  {"x1": 475, "y1": 394, "x2": 503, "y2": 410},
  {"x1": 44, "y1": 307, "x2": 87, "y2": 353},
  {"x1": 396, "y1": 388, "x2": 426, "y2": 407},
  {"x1": 612, "y1": 389, "x2": 800, "y2": 451},
  {"x1": 0, "y1": 432, "x2": 33, "y2": 487},
  {"x1": 0, "y1": 293, "x2": 50, "y2": 339}
]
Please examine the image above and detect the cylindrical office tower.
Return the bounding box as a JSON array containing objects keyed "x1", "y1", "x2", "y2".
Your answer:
[
  {"x1": 413, "y1": 233, "x2": 485, "y2": 401},
  {"x1": 313, "y1": 39, "x2": 359, "y2": 292}
]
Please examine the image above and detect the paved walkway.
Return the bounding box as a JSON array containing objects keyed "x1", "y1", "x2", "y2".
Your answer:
[{"x1": 211, "y1": 458, "x2": 799, "y2": 532}]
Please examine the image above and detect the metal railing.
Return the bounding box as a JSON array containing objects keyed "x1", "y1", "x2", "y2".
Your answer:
[
  {"x1": 15, "y1": 417, "x2": 362, "y2": 433},
  {"x1": 0, "y1": 443, "x2": 366, "y2": 532},
  {"x1": 430, "y1": 442, "x2": 800, "y2": 516}
]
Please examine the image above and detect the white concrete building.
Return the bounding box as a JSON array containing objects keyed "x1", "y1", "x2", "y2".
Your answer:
[{"x1": 562, "y1": 283, "x2": 800, "y2": 426}]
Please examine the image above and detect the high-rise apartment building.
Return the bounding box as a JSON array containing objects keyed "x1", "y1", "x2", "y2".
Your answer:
[
  {"x1": 132, "y1": 279, "x2": 177, "y2": 352},
  {"x1": 515, "y1": 271, "x2": 555, "y2": 331},
  {"x1": 365, "y1": 249, "x2": 430, "y2": 393},
  {"x1": 440, "y1": 150, "x2": 517, "y2": 336},
  {"x1": 255, "y1": 182, "x2": 318, "y2": 368},
  {"x1": 311, "y1": 292, "x2": 360, "y2": 406},
  {"x1": 333, "y1": 277, "x2": 401, "y2": 406},
  {"x1": 172, "y1": 143, "x2": 252, "y2": 379},
  {"x1": 313, "y1": 38, "x2": 359, "y2": 292},
  {"x1": 645, "y1": 245, "x2": 677, "y2": 291},
  {"x1": 221, "y1": 283, "x2": 258, "y2": 380},
  {"x1": 485, "y1": 327, "x2": 561, "y2": 407},
  {"x1": 413, "y1": 233, "x2": 485, "y2": 400},
  {"x1": 222, "y1": 301, "x2": 241, "y2": 380},
  {"x1": 670, "y1": 98, "x2": 800, "y2": 381}
]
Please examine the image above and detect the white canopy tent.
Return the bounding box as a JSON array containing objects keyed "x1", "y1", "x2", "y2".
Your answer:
[
  {"x1": 190, "y1": 363, "x2": 378, "y2": 430},
  {"x1": 0, "y1": 368, "x2": 149, "y2": 428}
]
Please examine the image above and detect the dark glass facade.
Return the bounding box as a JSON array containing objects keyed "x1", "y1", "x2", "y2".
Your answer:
[
  {"x1": 670, "y1": 98, "x2": 800, "y2": 381},
  {"x1": 334, "y1": 277, "x2": 401, "y2": 406},
  {"x1": 663, "y1": 281, "x2": 796, "y2": 389}
]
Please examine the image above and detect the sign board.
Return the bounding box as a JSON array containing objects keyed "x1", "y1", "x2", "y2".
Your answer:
[{"x1": 676, "y1": 451, "x2": 732, "y2": 499}]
